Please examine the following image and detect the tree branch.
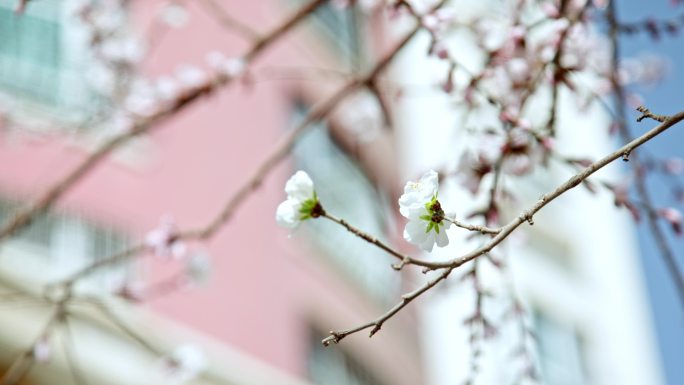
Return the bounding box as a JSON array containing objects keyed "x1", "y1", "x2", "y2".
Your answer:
[
  {"x1": 321, "y1": 212, "x2": 441, "y2": 270},
  {"x1": 321, "y1": 108, "x2": 684, "y2": 343},
  {"x1": 322, "y1": 267, "x2": 453, "y2": 346},
  {"x1": 59, "y1": 22, "x2": 428, "y2": 287},
  {"x1": 0, "y1": 0, "x2": 328, "y2": 243},
  {"x1": 607, "y1": 0, "x2": 684, "y2": 308}
]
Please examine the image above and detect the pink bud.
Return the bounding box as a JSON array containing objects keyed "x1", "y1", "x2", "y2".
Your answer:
[
  {"x1": 663, "y1": 157, "x2": 684, "y2": 175},
  {"x1": 541, "y1": 137, "x2": 556, "y2": 151},
  {"x1": 658, "y1": 207, "x2": 683, "y2": 236},
  {"x1": 331, "y1": 0, "x2": 351, "y2": 9},
  {"x1": 592, "y1": 0, "x2": 610, "y2": 9},
  {"x1": 541, "y1": 2, "x2": 560, "y2": 18},
  {"x1": 432, "y1": 40, "x2": 449, "y2": 59},
  {"x1": 33, "y1": 337, "x2": 51, "y2": 363},
  {"x1": 421, "y1": 14, "x2": 440, "y2": 32}
]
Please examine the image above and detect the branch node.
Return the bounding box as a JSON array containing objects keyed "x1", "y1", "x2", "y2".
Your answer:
[
  {"x1": 321, "y1": 333, "x2": 341, "y2": 347},
  {"x1": 636, "y1": 105, "x2": 669, "y2": 123}
]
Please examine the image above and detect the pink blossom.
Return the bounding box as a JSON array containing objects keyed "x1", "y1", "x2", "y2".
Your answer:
[
  {"x1": 663, "y1": 157, "x2": 684, "y2": 175},
  {"x1": 457, "y1": 150, "x2": 494, "y2": 194},
  {"x1": 146, "y1": 216, "x2": 187, "y2": 259},
  {"x1": 658, "y1": 207, "x2": 683, "y2": 236},
  {"x1": 32, "y1": 337, "x2": 51, "y2": 363}
]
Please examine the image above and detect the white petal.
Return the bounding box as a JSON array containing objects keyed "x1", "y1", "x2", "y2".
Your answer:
[
  {"x1": 276, "y1": 200, "x2": 300, "y2": 228},
  {"x1": 419, "y1": 231, "x2": 436, "y2": 252},
  {"x1": 399, "y1": 170, "x2": 440, "y2": 217},
  {"x1": 398, "y1": 192, "x2": 421, "y2": 217},
  {"x1": 403, "y1": 220, "x2": 429, "y2": 245},
  {"x1": 419, "y1": 170, "x2": 439, "y2": 195},
  {"x1": 285, "y1": 171, "x2": 314, "y2": 201},
  {"x1": 435, "y1": 226, "x2": 450, "y2": 247},
  {"x1": 407, "y1": 205, "x2": 429, "y2": 221}
]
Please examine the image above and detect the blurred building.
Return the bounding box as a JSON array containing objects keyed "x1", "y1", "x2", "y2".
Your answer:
[
  {"x1": 392, "y1": 1, "x2": 666, "y2": 385},
  {"x1": 0, "y1": 1, "x2": 669, "y2": 385},
  {"x1": 0, "y1": 1, "x2": 423, "y2": 384}
]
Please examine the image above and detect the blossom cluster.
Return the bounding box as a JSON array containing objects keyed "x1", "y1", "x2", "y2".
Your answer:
[{"x1": 276, "y1": 170, "x2": 454, "y2": 253}]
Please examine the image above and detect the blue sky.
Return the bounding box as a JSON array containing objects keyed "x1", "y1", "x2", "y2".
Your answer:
[{"x1": 613, "y1": 1, "x2": 684, "y2": 384}]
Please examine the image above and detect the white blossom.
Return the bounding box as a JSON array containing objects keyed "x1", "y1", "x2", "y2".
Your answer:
[
  {"x1": 176, "y1": 65, "x2": 207, "y2": 89},
  {"x1": 162, "y1": 344, "x2": 207, "y2": 385},
  {"x1": 159, "y1": 3, "x2": 189, "y2": 29},
  {"x1": 185, "y1": 252, "x2": 212, "y2": 284},
  {"x1": 206, "y1": 52, "x2": 246, "y2": 78},
  {"x1": 399, "y1": 170, "x2": 452, "y2": 252},
  {"x1": 276, "y1": 171, "x2": 320, "y2": 229}
]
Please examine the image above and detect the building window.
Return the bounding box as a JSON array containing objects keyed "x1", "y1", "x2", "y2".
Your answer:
[
  {"x1": 311, "y1": 2, "x2": 362, "y2": 60},
  {"x1": 291, "y1": 103, "x2": 399, "y2": 303},
  {"x1": 533, "y1": 310, "x2": 588, "y2": 385},
  {"x1": 308, "y1": 329, "x2": 384, "y2": 385},
  {"x1": 0, "y1": 199, "x2": 130, "y2": 289},
  {"x1": 0, "y1": 0, "x2": 100, "y2": 119}
]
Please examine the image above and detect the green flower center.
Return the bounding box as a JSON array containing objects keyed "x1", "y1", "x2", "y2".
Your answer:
[
  {"x1": 420, "y1": 195, "x2": 446, "y2": 234},
  {"x1": 298, "y1": 192, "x2": 323, "y2": 220}
]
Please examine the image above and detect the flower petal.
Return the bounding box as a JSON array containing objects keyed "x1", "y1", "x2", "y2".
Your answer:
[
  {"x1": 419, "y1": 231, "x2": 436, "y2": 252},
  {"x1": 419, "y1": 169, "x2": 439, "y2": 195},
  {"x1": 399, "y1": 170, "x2": 440, "y2": 217},
  {"x1": 435, "y1": 226, "x2": 450, "y2": 247},
  {"x1": 276, "y1": 199, "x2": 301, "y2": 228},
  {"x1": 285, "y1": 171, "x2": 314, "y2": 202},
  {"x1": 403, "y1": 219, "x2": 429, "y2": 245}
]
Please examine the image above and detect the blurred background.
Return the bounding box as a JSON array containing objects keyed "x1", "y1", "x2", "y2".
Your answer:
[{"x1": 0, "y1": 0, "x2": 681, "y2": 384}]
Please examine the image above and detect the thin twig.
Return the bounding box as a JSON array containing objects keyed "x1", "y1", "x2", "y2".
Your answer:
[
  {"x1": 321, "y1": 212, "x2": 441, "y2": 270},
  {"x1": 61, "y1": 22, "x2": 427, "y2": 287},
  {"x1": 321, "y1": 108, "x2": 684, "y2": 343},
  {"x1": 80, "y1": 298, "x2": 160, "y2": 355},
  {"x1": 198, "y1": 0, "x2": 262, "y2": 41},
  {"x1": 0, "y1": 0, "x2": 328, "y2": 243},
  {"x1": 636, "y1": 105, "x2": 669, "y2": 123},
  {"x1": 442, "y1": 217, "x2": 500, "y2": 235},
  {"x1": 0, "y1": 302, "x2": 66, "y2": 385},
  {"x1": 322, "y1": 267, "x2": 453, "y2": 345},
  {"x1": 607, "y1": 1, "x2": 684, "y2": 308},
  {"x1": 61, "y1": 320, "x2": 91, "y2": 385}
]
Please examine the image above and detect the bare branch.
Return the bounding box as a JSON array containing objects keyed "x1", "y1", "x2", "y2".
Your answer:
[
  {"x1": 60, "y1": 23, "x2": 426, "y2": 287},
  {"x1": 636, "y1": 105, "x2": 669, "y2": 123},
  {"x1": 607, "y1": 0, "x2": 684, "y2": 308},
  {"x1": 321, "y1": 212, "x2": 441, "y2": 270},
  {"x1": 443, "y1": 217, "x2": 500, "y2": 235},
  {"x1": 0, "y1": 0, "x2": 328, "y2": 243},
  {"x1": 322, "y1": 267, "x2": 453, "y2": 346},
  {"x1": 321, "y1": 108, "x2": 684, "y2": 343},
  {"x1": 198, "y1": 0, "x2": 262, "y2": 41}
]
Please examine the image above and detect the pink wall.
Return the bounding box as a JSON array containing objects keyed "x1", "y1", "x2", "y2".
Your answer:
[{"x1": 0, "y1": 1, "x2": 423, "y2": 384}]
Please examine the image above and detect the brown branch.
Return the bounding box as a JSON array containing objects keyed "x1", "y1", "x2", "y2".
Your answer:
[
  {"x1": 79, "y1": 297, "x2": 161, "y2": 355},
  {"x1": 61, "y1": 320, "x2": 90, "y2": 385},
  {"x1": 198, "y1": 0, "x2": 262, "y2": 41},
  {"x1": 322, "y1": 267, "x2": 453, "y2": 346},
  {"x1": 321, "y1": 108, "x2": 684, "y2": 343},
  {"x1": 607, "y1": 1, "x2": 684, "y2": 308},
  {"x1": 443, "y1": 108, "x2": 684, "y2": 270},
  {"x1": 636, "y1": 105, "x2": 669, "y2": 123},
  {"x1": 367, "y1": 80, "x2": 394, "y2": 129},
  {"x1": 0, "y1": 0, "x2": 328, "y2": 244},
  {"x1": 321, "y1": 212, "x2": 441, "y2": 270},
  {"x1": 1, "y1": 300, "x2": 66, "y2": 385},
  {"x1": 60, "y1": 23, "x2": 426, "y2": 287},
  {"x1": 443, "y1": 216, "x2": 500, "y2": 235}
]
